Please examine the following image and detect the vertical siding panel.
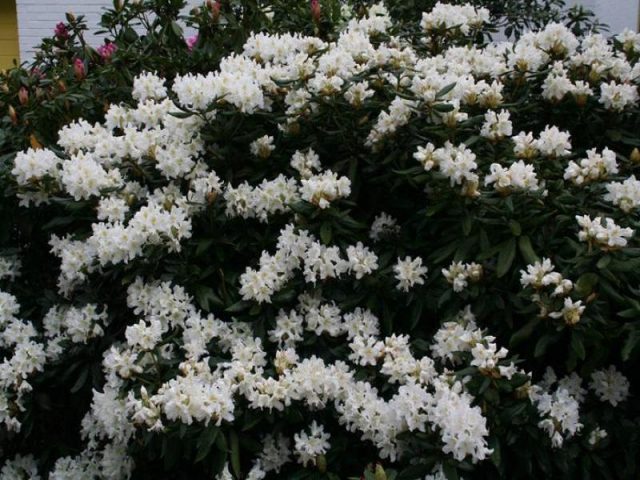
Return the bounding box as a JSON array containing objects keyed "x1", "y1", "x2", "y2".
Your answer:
[{"x1": 15, "y1": 0, "x2": 202, "y2": 64}]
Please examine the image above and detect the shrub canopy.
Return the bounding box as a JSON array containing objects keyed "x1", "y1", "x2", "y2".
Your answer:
[{"x1": 0, "y1": 1, "x2": 639, "y2": 479}]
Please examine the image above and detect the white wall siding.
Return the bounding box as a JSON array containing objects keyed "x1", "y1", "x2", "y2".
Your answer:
[
  {"x1": 570, "y1": 0, "x2": 639, "y2": 33},
  {"x1": 16, "y1": 0, "x2": 200, "y2": 63},
  {"x1": 17, "y1": 0, "x2": 107, "y2": 61}
]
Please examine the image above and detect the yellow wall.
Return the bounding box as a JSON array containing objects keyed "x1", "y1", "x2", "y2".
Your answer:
[{"x1": 0, "y1": 0, "x2": 19, "y2": 70}]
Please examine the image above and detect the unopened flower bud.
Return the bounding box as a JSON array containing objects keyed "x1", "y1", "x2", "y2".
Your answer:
[
  {"x1": 206, "y1": 191, "x2": 218, "y2": 204},
  {"x1": 287, "y1": 122, "x2": 301, "y2": 136},
  {"x1": 73, "y1": 58, "x2": 86, "y2": 80},
  {"x1": 8, "y1": 105, "x2": 17, "y2": 125},
  {"x1": 65, "y1": 11, "x2": 76, "y2": 23},
  {"x1": 374, "y1": 464, "x2": 387, "y2": 480},
  {"x1": 58, "y1": 80, "x2": 67, "y2": 92},
  {"x1": 311, "y1": 0, "x2": 321, "y2": 23},
  {"x1": 208, "y1": 0, "x2": 221, "y2": 22},
  {"x1": 630, "y1": 148, "x2": 640, "y2": 164},
  {"x1": 574, "y1": 93, "x2": 588, "y2": 108},
  {"x1": 29, "y1": 134, "x2": 43, "y2": 150},
  {"x1": 18, "y1": 87, "x2": 29, "y2": 105}
]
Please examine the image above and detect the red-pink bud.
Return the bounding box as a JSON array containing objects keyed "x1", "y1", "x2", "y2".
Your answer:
[
  {"x1": 18, "y1": 87, "x2": 29, "y2": 105},
  {"x1": 54, "y1": 22, "x2": 69, "y2": 40},
  {"x1": 97, "y1": 43, "x2": 117, "y2": 62},
  {"x1": 186, "y1": 34, "x2": 199, "y2": 51},
  {"x1": 73, "y1": 58, "x2": 85, "y2": 80},
  {"x1": 311, "y1": 0, "x2": 321, "y2": 23},
  {"x1": 208, "y1": 0, "x2": 221, "y2": 22}
]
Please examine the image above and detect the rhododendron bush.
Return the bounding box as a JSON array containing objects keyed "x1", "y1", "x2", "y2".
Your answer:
[{"x1": 1, "y1": 2, "x2": 640, "y2": 479}]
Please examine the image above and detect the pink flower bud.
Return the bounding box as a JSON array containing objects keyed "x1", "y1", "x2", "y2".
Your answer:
[
  {"x1": 54, "y1": 22, "x2": 69, "y2": 40},
  {"x1": 311, "y1": 0, "x2": 321, "y2": 23},
  {"x1": 18, "y1": 87, "x2": 29, "y2": 105},
  {"x1": 207, "y1": 0, "x2": 221, "y2": 22},
  {"x1": 186, "y1": 34, "x2": 199, "y2": 51},
  {"x1": 73, "y1": 58, "x2": 85, "y2": 80},
  {"x1": 97, "y1": 43, "x2": 118, "y2": 61}
]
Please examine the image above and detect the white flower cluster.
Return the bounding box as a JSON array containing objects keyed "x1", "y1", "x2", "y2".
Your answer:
[
  {"x1": 576, "y1": 215, "x2": 634, "y2": 250},
  {"x1": 485, "y1": 161, "x2": 540, "y2": 193},
  {"x1": 240, "y1": 225, "x2": 378, "y2": 303},
  {"x1": 530, "y1": 386, "x2": 582, "y2": 448},
  {"x1": 480, "y1": 110, "x2": 512, "y2": 141},
  {"x1": 0, "y1": 257, "x2": 20, "y2": 281},
  {"x1": 96, "y1": 279, "x2": 499, "y2": 466},
  {"x1": 369, "y1": 212, "x2": 400, "y2": 242},
  {"x1": 0, "y1": 454, "x2": 40, "y2": 480},
  {"x1": 300, "y1": 171, "x2": 352, "y2": 209},
  {"x1": 1, "y1": 287, "x2": 107, "y2": 433},
  {"x1": 442, "y1": 261, "x2": 483, "y2": 292},
  {"x1": 535, "y1": 126, "x2": 572, "y2": 158},
  {"x1": 420, "y1": 3, "x2": 490, "y2": 35},
  {"x1": 224, "y1": 175, "x2": 299, "y2": 222},
  {"x1": 520, "y1": 259, "x2": 583, "y2": 324},
  {"x1": 250, "y1": 135, "x2": 275, "y2": 159},
  {"x1": 541, "y1": 61, "x2": 593, "y2": 102},
  {"x1": 393, "y1": 256, "x2": 428, "y2": 292},
  {"x1": 366, "y1": 97, "x2": 415, "y2": 147},
  {"x1": 0, "y1": 290, "x2": 45, "y2": 431},
  {"x1": 589, "y1": 365, "x2": 630, "y2": 406},
  {"x1": 294, "y1": 421, "x2": 331, "y2": 466},
  {"x1": 413, "y1": 142, "x2": 479, "y2": 197},
  {"x1": 11, "y1": 75, "x2": 235, "y2": 295},
  {"x1": 564, "y1": 147, "x2": 618, "y2": 185},
  {"x1": 43, "y1": 304, "x2": 108, "y2": 359},
  {"x1": 131, "y1": 71, "x2": 167, "y2": 103},
  {"x1": 604, "y1": 175, "x2": 640, "y2": 212},
  {"x1": 290, "y1": 149, "x2": 321, "y2": 179},
  {"x1": 12, "y1": 148, "x2": 62, "y2": 206},
  {"x1": 600, "y1": 81, "x2": 639, "y2": 111}
]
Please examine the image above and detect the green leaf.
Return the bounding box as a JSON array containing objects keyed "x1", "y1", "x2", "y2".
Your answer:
[
  {"x1": 617, "y1": 308, "x2": 640, "y2": 319},
  {"x1": 170, "y1": 20, "x2": 183, "y2": 37},
  {"x1": 433, "y1": 102, "x2": 455, "y2": 112},
  {"x1": 510, "y1": 317, "x2": 541, "y2": 347},
  {"x1": 442, "y1": 463, "x2": 459, "y2": 480},
  {"x1": 575, "y1": 273, "x2": 599, "y2": 297},
  {"x1": 397, "y1": 463, "x2": 434, "y2": 480},
  {"x1": 195, "y1": 238, "x2": 215, "y2": 256},
  {"x1": 230, "y1": 430, "x2": 241, "y2": 478},
  {"x1": 535, "y1": 334, "x2": 559, "y2": 358},
  {"x1": 195, "y1": 285, "x2": 221, "y2": 312},
  {"x1": 409, "y1": 300, "x2": 423, "y2": 331},
  {"x1": 436, "y1": 82, "x2": 457, "y2": 98},
  {"x1": 196, "y1": 426, "x2": 219, "y2": 463},
  {"x1": 570, "y1": 333, "x2": 586, "y2": 361},
  {"x1": 320, "y1": 222, "x2": 332, "y2": 244},
  {"x1": 518, "y1": 235, "x2": 539, "y2": 264},
  {"x1": 622, "y1": 328, "x2": 640, "y2": 361},
  {"x1": 462, "y1": 215, "x2": 472, "y2": 236},
  {"x1": 70, "y1": 368, "x2": 89, "y2": 393},
  {"x1": 509, "y1": 220, "x2": 521, "y2": 237},
  {"x1": 42, "y1": 216, "x2": 77, "y2": 230},
  {"x1": 596, "y1": 256, "x2": 611, "y2": 269},
  {"x1": 490, "y1": 437, "x2": 502, "y2": 469},
  {"x1": 496, "y1": 238, "x2": 517, "y2": 278},
  {"x1": 226, "y1": 300, "x2": 251, "y2": 313}
]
